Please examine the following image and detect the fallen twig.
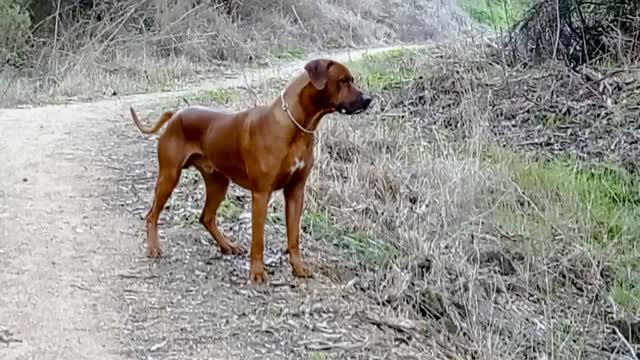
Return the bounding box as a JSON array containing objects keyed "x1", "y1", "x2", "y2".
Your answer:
[
  {"x1": 298, "y1": 337, "x2": 368, "y2": 351},
  {"x1": 0, "y1": 329, "x2": 22, "y2": 345},
  {"x1": 149, "y1": 338, "x2": 168, "y2": 352},
  {"x1": 118, "y1": 273, "x2": 160, "y2": 280},
  {"x1": 358, "y1": 312, "x2": 420, "y2": 336}
]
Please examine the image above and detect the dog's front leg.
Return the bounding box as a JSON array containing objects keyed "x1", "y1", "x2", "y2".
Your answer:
[
  {"x1": 249, "y1": 191, "x2": 271, "y2": 284},
  {"x1": 284, "y1": 180, "x2": 312, "y2": 278}
]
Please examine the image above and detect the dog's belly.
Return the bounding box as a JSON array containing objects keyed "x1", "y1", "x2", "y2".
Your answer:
[
  {"x1": 271, "y1": 171, "x2": 295, "y2": 191},
  {"x1": 188, "y1": 154, "x2": 253, "y2": 189},
  {"x1": 225, "y1": 173, "x2": 254, "y2": 190}
]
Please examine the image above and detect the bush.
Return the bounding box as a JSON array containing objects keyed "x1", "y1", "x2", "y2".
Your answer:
[
  {"x1": 0, "y1": 0, "x2": 31, "y2": 65},
  {"x1": 0, "y1": 0, "x2": 480, "y2": 108},
  {"x1": 506, "y1": 0, "x2": 640, "y2": 66}
]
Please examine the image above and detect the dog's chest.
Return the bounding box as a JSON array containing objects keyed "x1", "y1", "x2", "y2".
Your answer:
[
  {"x1": 289, "y1": 157, "x2": 306, "y2": 174},
  {"x1": 279, "y1": 153, "x2": 307, "y2": 180},
  {"x1": 283, "y1": 140, "x2": 311, "y2": 175},
  {"x1": 272, "y1": 145, "x2": 311, "y2": 189}
]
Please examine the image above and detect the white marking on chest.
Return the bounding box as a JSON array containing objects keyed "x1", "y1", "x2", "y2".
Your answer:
[{"x1": 290, "y1": 157, "x2": 305, "y2": 174}]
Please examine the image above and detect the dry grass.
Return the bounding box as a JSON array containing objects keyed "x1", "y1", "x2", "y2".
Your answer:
[
  {"x1": 0, "y1": 0, "x2": 477, "y2": 108},
  {"x1": 178, "y1": 45, "x2": 640, "y2": 358}
]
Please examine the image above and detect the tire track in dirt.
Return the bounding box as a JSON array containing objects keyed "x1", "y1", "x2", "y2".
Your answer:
[{"x1": 0, "y1": 44, "x2": 426, "y2": 360}]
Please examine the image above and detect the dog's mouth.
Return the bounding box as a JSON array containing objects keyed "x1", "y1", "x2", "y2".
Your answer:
[
  {"x1": 338, "y1": 107, "x2": 360, "y2": 115},
  {"x1": 337, "y1": 97, "x2": 373, "y2": 115}
]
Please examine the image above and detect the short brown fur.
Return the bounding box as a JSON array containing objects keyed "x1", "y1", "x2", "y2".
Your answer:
[{"x1": 130, "y1": 59, "x2": 372, "y2": 283}]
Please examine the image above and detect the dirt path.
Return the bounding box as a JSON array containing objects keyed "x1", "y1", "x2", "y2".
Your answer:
[
  {"x1": 0, "y1": 45, "x2": 426, "y2": 360},
  {"x1": 0, "y1": 102, "x2": 135, "y2": 359}
]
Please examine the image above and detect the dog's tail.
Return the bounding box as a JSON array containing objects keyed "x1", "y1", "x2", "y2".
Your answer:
[{"x1": 130, "y1": 106, "x2": 175, "y2": 135}]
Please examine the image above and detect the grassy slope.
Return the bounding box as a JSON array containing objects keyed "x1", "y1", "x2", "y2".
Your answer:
[
  {"x1": 347, "y1": 48, "x2": 639, "y2": 357},
  {"x1": 359, "y1": 46, "x2": 640, "y2": 304}
]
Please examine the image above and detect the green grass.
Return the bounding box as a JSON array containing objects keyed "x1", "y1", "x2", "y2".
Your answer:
[
  {"x1": 302, "y1": 210, "x2": 399, "y2": 265},
  {"x1": 205, "y1": 87, "x2": 242, "y2": 105},
  {"x1": 171, "y1": 197, "x2": 241, "y2": 226},
  {"x1": 218, "y1": 199, "x2": 242, "y2": 222},
  {"x1": 166, "y1": 170, "x2": 243, "y2": 225},
  {"x1": 257, "y1": 201, "x2": 399, "y2": 265},
  {"x1": 486, "y1": 149, "x2": 640, "y2": 311},
  {"x1": 457, "y1": 0, "x2": 530, "y2": 29},
  {"x1": 267, "y1": 211, "x2": 285, "y2": 225},
  {"x1": 272, "y1": 47, "x2": 307, "y2": 60},
  {"x1": 612, "y1": 277, "x2": 640, "y2": 310},
  {"x1": 540, "y1": 112, "x2": 567, "y2": 127},
  {"x1": 309, "y1": 352, "x2": 334, "y2": 360},
  {"x1": 346, "y1": 48, "x2": 431, "y2": 90}
]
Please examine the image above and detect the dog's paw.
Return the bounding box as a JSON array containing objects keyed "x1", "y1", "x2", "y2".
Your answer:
[
  {"x1": 146, "y1": 246, "x2": 162, "y2": 258},
  {"x1": 249, "y1": 262, "x2": 268, "y2": 284},
  {"x1": 291, "y1": 260, "x2": 313, "y2": 278},
  {"x1": 220, "y1": 242, "x2": 245, "y2": 256}
]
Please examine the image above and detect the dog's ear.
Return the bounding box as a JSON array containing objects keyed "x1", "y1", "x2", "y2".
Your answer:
[{"x1": 304, "y1": 59, "x2": 333, "y2": 90}]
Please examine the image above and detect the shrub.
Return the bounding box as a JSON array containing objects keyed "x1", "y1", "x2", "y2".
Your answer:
[
  {"x1": 0, "y1": 0, "x2": 31, "y2": 65},
  {"x1": 506, "y1": 0, "x2": 640, "y2": 66}
]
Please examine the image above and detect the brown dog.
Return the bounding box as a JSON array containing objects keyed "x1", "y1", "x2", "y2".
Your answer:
[{"x1": 129, "y1": 59, "x2": 372, "y2": 283}]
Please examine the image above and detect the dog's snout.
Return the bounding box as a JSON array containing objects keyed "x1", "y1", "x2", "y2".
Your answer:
[
  {"x1": 362, "y1": 95, "x2": 373, "y2": 107},
  {"x1": 336, "y1": 91, "x2": 373, "y2": 115}
]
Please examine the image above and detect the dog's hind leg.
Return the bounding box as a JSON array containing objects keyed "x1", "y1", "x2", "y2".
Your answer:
[
  {"x1": 198, "y1": 170, "x2": 244, "y2": 255},
  {"x1": 144, "y1": 141, "x2": 185, "y2": 258}
]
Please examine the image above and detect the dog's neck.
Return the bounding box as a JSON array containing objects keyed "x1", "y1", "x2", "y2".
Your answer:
[{"x1": 274, "y1": 71, "x2": 333, "y2": 139}]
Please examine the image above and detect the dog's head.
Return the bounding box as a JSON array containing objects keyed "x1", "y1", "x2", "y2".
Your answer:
[{"x1": 304, "y1": 59, "x2": 373, "y2": 115}]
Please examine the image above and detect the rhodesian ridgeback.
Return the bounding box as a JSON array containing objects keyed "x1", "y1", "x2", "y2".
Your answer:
[{"x1": 129, "y1": 59, "x2": 372, "y2": 283}]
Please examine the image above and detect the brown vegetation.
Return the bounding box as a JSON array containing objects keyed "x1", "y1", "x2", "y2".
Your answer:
[{"x1": 0, "y1": 0, "x2": 474, "y2": 107}]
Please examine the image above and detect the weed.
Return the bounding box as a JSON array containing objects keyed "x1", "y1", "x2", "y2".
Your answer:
[
  {"x1": 302, "y1": 211, "x2": 398, "y2": 265},
  {"x1": 347, "y1": 48, "x2": 431, "y2": 90},
  {"x1": 206, "y1": 88, "x2": 241, "y2": 105},
  {"x1": 457, "y1": 0, "x2": 530, "y2": 29},
  {"x1": 272, "y1": 47, "x2": 306, "y2": 60},
  {"x1": 267, "y1": 211, "x2": 285, "y2": 225},
  {"x1": 309, "y1": 352, "x2": 333, "y2": 360},
  {"x1": 218, "y1": 199, "x2": 242, "y2": 222},
  {"x1": 539, "y1": 112, "x2": 566, "y2": 127}
]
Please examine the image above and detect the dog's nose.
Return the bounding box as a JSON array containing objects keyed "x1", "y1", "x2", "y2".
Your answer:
[{"x1": 362, "y1": 95, "x2": 373, "y2": 107}]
